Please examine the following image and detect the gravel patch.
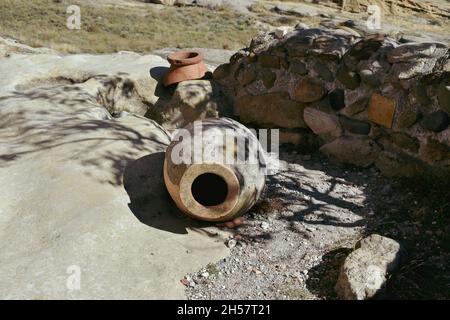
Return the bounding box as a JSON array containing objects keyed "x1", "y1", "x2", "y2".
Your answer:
[{"x1": 181, "y1": 149, "x2": 450, "y2": 299}]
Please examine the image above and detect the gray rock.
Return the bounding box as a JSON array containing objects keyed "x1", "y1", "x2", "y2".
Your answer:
[
  {"x1": 342, "y1": 20, "x2": 356, "y2": 28},
  {"x1": 303, "y1": 107, "x2": 341, "y2": 137},
  {"x1": 419, "y1": 138, "x2": 450, "y2": 163},
  {"x1": 285, "y1": 35, "x2": 314, "y2": 57},
  {"x1": 420, "y1": 111, "x2": 450, "y2": 132},
  {"x1": 259, "y1": 53, "x2": 280, "y2": 69},
  {"x1": 335, "y1": 234, "x2": 401, "y2": 300},
  {"x1": 340, "y1": 97, "x2": 368, "y2": 117},
  {"x1": 295, "y1": 23, "x2": 309, "y2": 30},
  {"x1": 375, "y1": 151, "x2": 421, "y2": 177},
  {"x1": 165, "y1": 80, "x2": 229, "y2": 128},
  {"x1": 289, "y1": 59, "x2": 308, "y2": 75},
  {"x1": 249, "y1": 32, "x2": 277, "y2": 54},
  {"x1": 387, "y1": 42, "x2": 448, "y2": 63},
  {"x1": 343, "y1": 38, "x2": 384, "y2": 69},
  {"x1": 270, "y1": 3, "x2": 321, "y2": 18},
  {"x1": 261, "y1": 222, "x2": 270, "y2": 230},
  {"x1": 390, "y1": 57, "x2": 441, "y2": 80},
  {"x1": 339, "y1": 116, "x2": 371, "y2": 135},
  {"x1": 412, "y1": 85, "x2": 431, "y2": 106},
  {"x1": 292, "y1": 77, "x2": 326, "y2": 103},
  {"x1": 329, "y1": 89, "x2": 346, "y2": 110},
  {"x1": 227, "y1": 239, "x2": 237, "y2": 249},
  {"x1": 237, "y1": 66, "x2": 257, "y2": 86},
  {"x1": 396, "y1": 110, "x2": 418, "y2": 129},
  {"x1": 337, "y1": 65, "x2": 361, "y2": 90},
  {"x1": 274, "y1": 26, "x2": 294, "y2": 40},
  {"x1": 261, "y1": 69, "x2": 276, "y2": 89},
  {"x1": 359, "y1": 69, "x2": 381, "y2": 87},
  {"x1": 236, "y1": 92, "x2": 307, "y2": 128},
  {"x1": 0, "y1": 36, "x2": 58, "y2": 56},
  {"x1": 309, "y1": 34, "x2": 349, "y2": 60},
  {"x1": 320, "y1": 136, "x2": 380, "y2": 167},
  {"x1": 437, "y1": 84, "x2": 450, "y2": 114},
  {"x1": 390, "y1": 133, "x2": 420, "y2": 153},
  {"x1": 147, "y1": 0, "x2": 177, "y2": 5},
  {"x1": 213, "y1": 63, "x2": 231, "y2": 80},
  {"x1": 313, "y1": 62, "x2": 333, "y2": 82}
]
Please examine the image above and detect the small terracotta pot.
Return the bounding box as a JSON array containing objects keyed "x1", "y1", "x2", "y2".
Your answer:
[{"x1": 163, "y1": 51, "x2": 208, "y2": 87}]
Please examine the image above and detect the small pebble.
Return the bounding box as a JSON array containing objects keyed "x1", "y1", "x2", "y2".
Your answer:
[{"x1": 227, "y1": 239, "x2": 237, "y2": 249}]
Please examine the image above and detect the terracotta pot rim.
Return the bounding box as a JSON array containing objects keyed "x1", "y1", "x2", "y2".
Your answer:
[
  {"x1": 178, "y1": 163, "x2": 240, "y2": 221},
  {"x1": 163, "y1": 63, "x2": 208, "y2": 87},
  {"x1": 167, "y1": 51, "x2": 204, "y2": 66}
]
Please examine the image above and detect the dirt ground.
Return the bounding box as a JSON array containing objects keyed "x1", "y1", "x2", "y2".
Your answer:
[{"x1": 183, "y1": 149, "x2": 450, "y2": 300}]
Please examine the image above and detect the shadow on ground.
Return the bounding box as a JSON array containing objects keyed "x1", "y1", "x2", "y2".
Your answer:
[
  {"x1": 149, "y1": 66, "x2": 172, "y2": 100},
  {"x1": 277, "y1": 151, "x2": 449, "y2": 299},
  {"x1": 201, "y1": 146, "x2": 450, "y2": 299},
  {"x1": 306, "y1": 247, "x2": 353, "y2": 299},
  {"x1": 123, "y1": 152, "x2": 214, "y2": 235}
]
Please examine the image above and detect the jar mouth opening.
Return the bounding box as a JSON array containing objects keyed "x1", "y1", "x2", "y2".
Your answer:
[
  {"x1": 167, "y1": 51, "x2": 203, "y2": 66},
  {"x1": 191, "y1": 173, "x2": 228, "y2": 207},
  {"x1": 179, "y1": 163, "x2": 240, "y2": 221}
]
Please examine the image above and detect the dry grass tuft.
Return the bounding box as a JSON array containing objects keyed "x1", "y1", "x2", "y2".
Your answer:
[{"x1": 0, "y1": 0, "x2": 259, "y2": 53}]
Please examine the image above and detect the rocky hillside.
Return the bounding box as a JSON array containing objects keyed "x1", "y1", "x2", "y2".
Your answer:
[{"x1": 325, "y1": 0, "x2": 450, "y2": 18}]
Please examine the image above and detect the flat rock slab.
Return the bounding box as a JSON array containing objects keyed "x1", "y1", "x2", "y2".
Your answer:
[
  {"x1": 0, "y1": 51, "x2": 230, "y2": 299},
  {"x1": 0, "y1": 50, "x2": 169, "y2": 105}
]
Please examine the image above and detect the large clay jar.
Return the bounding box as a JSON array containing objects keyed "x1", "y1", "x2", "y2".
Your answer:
[
  {"x1": 163, "y1": 118, "x2": 266, "y2": 222},
  {"x1": 163, "y1": 51, "x2": 209, "y2": 87}
]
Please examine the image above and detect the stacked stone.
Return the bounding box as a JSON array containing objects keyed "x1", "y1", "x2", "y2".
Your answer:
[{"x1": 213, "y1": 26, "x2": 450, "y2": 177}]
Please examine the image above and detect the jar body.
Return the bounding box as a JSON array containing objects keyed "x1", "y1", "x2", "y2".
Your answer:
[{"x1": 163, "y1": 118, "x2": 266, "y2": 222}]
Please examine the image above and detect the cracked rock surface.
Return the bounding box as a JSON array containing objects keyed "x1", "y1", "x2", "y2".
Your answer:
[{"x1": 0, "y1": 47, "x2": 232, "y2": 299}]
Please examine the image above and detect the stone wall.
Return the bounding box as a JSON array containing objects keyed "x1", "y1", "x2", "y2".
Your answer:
[{"x1": 213, "y1": 26, "x2": 450, "y2": 177}]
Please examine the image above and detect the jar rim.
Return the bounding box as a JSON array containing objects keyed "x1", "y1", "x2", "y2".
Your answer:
[{"x1": 167, "y1": 51, "x2": 204, "y2": 66}]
